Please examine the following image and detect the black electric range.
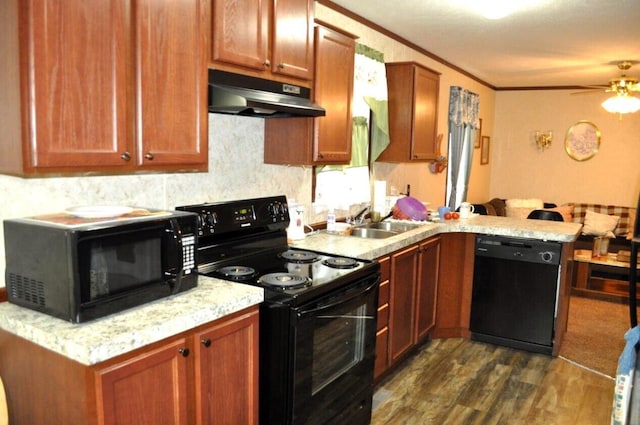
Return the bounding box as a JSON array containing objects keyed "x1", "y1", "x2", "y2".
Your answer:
[
  {"x1": 176, "y1": 195, "x2": 378, "y2": 305},
  {"x1": 176, "y1": 196, "x2": 380, "y2": 425}
]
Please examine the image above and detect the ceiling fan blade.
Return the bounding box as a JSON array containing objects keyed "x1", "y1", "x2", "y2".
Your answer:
[{"x1": 570, "y1": 88, "x2": 607, "y2": 95}]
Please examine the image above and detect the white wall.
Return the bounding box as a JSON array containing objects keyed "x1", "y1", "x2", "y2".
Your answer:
[{"x1": 492, "y1": 90, "x2": 640, "y2": 206}]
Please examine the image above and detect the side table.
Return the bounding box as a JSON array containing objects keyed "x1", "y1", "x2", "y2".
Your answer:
[{"x1": 572, "y1": 249, "x2": 640, "y2": 302}]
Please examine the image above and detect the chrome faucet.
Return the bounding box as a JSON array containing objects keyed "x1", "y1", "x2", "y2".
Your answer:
[{"x1": 349, "y1": 206, "x2": 370, "y2": 225}]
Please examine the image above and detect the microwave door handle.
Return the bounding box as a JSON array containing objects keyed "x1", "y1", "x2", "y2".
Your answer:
[{"x1": 165, "y1": 218, "x2": 185, "y2": 293}]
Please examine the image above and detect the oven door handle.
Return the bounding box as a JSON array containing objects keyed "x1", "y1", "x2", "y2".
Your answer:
[{"x1": 296, "y1": 280, "x2": 379, "y2": 318}]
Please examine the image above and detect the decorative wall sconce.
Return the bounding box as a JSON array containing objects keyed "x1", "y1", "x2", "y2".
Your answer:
[{"x1": 534, "y1": 130, "x2": 553, "y2": 151}]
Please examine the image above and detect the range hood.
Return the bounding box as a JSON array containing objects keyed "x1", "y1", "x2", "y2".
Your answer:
[{"x1": 208, "y1": 69, "x2": 325, "y2": 118}]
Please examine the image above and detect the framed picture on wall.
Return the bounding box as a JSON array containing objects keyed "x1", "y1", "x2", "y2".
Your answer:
[
  {"x1": 480, "y1": 136, "x2": 490, "y2": 165},
  {"x1": 474, "y1": 119, "x2": 482, "y2": 149}
]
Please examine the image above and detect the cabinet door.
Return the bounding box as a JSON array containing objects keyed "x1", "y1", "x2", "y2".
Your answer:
[
  {"x1": 415, "y1": 237, "x2": 441, "y2": 342},
  {"x1": 96, "y1": 338, "x2": 190, "y2": 425},
  {"x1": 312, "y1": 25, "x2": 355, "y2": 163},
  {"x1": 410, "y1": 66, "x2": 439, "y2": 160},
  {"x1": 25, "y1": 0, "x2": 131, "y2": 170},
  {"x1": 389, "y1": 244, "x2": 418, "y2": 365},
  {"x1": 379, "y1": 62, "x2": 440, "y2": 163},
  {"x1": 136, "y1": 0, "x2": 207, "y2": 169},
  {"x1": 272, "y1": 0, "x2": 314, "y2": 80},
  {"x1": 194, "y1": 309, "x2": 259, "y2": 425},
  {"x1": 374, "y1": 256, "x2": 391, "y2": 380},
  {"x1": 263, "y1": 24, "x2": 354, "y2": 165},
  {"x1": 211, "y1": 0, "x2": 269, "y2": 71}
]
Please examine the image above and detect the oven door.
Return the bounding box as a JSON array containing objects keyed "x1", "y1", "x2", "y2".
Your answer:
[{"x1": 291, "y1": 273, "x2": 379, "y2": 425}]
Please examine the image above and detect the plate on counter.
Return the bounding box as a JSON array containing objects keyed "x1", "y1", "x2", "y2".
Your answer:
[{"x1": 65, "y1": 206, "x2": 134, "y2": 218}]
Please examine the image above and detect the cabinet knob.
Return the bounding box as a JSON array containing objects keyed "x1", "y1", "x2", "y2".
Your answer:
[
  {"x1": 263, "y1": 60, "x2": 271, "y2": 68},
  {"x1": 317, "y1": 153, "x2": 324, "y2": 159},
  {"x1": 120, "y1": 152, "x2": 131, "y2": 161},
  {"x1": 201, "y1": 338, "x2": 212, "y2": 348},
  {"x1": 144, "y1": 152, "x2": 155, "y2": 160},
  {"x1": 178, "y1": 348, "x2": 190, "y2": 357},
  {"x1": 277, "y1": 63, "x2": 285, "y2": 69}
]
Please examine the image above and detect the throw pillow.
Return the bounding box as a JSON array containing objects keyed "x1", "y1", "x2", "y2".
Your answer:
[
  {"x1": 505, "y1": 206, "x2": 536, "y2": 219},
  {"x1": 582, "y1": 210, "x2": 620, "y2": 237},
  {"x1": 506, "y1": 198, "x2": 544, "y2": 209}
]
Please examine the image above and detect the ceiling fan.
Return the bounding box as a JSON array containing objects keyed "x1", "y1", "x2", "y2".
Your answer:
[
  {"x1": 573, "y1": 61, "x2": 640, "y2": 114},
  {"x1": 574, "y1": 61, "x2": 639, "y2": 94}
]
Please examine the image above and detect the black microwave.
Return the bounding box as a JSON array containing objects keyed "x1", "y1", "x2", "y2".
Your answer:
[{"x1": 3, "y1": 210, "x2": 198, "y2": 323}]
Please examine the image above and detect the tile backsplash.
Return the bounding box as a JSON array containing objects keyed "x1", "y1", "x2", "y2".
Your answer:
[{"x1": 0, "y1": 114, "x2": 314, "y2": 287}]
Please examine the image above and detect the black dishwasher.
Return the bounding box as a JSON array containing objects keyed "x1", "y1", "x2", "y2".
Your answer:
[{"x1": 470, "y1": 235, "x2": 562, "y2": 355}]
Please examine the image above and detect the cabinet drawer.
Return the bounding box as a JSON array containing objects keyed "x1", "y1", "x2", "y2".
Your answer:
[
  {"x1": 378, "y1": 279, "x2": 389, "y2": 307},
  {"x1": 379, "y1": 256, "x2": 391, "y2": 282},
  {"x1": 377, "y1": 304, "x2": 389, "y2": 331},
  {"x1": 374, "y1": 327, "x2": 388, "y2": 380}
]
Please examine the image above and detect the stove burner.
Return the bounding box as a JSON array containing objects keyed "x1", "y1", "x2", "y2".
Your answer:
[
  {"x1": 215, "y1": 265, "x2": 257, "y2": 281},
  {"x1": 258, "y1": 273, "x2": 311, "y2": 290},
  {"x1": 322, "y1": 257, "x2": 358, "y2": 269},
  {"x1": 279, "y1": 250, "x2": 320, "y2": 264}
]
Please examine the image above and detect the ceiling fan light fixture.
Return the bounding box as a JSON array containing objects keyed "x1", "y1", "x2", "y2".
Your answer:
[{"x1": 601, "y1": 95, "x2": 640, "y2": 114}]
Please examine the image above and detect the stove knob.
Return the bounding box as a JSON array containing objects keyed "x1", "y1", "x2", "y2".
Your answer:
[
  {"x1": 205, "y1": 212, "x2": 217, "y2": 226},
  {"x1": 540, "y1": 251, "x2": 554, "y2": 262}
]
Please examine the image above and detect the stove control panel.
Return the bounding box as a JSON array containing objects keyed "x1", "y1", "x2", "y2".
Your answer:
[{"x1": 176, "y1": 195, "x2": 290, "y2": 237}]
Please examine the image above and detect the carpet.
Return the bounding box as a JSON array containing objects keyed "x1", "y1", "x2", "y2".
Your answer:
[{"x1": 559, "y1": 296, "x2": 630, "y2": 378}]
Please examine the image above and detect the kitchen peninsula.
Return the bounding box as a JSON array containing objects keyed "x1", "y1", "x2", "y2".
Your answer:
[{"x1": 0, "y1": 215, "x2": 581, "y2": 424}]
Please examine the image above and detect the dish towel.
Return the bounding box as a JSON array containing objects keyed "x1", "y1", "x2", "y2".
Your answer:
[{"x1": 612, "y1": 326, "x2": 640, "y2": 425}]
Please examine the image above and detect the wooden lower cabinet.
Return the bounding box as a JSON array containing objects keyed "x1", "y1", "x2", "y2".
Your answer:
[
  {"x1": 389, "y1": 244, "x2": 419, "y2": 365},
  {"x1": 374, "y1": 256, "x2": 390, "y2": 381},
  {"x1": 414, "y1": 237, "x2": 441, "y2": 342},
  {"x1": 96, "y1": 338, "x2": 190, "y2": 425},
  {"x1": 432, "y1": 233, "x2": 475, "y2": 339},
  {"x1": 376, "y1": 236, "x2": 440, "y2": 378},
  {"x1": 0, "y1": 306, "x2": 259, "y2": 425},
  {"x1": 194, "y1": 308, "x2": 259, "y2": 425}
]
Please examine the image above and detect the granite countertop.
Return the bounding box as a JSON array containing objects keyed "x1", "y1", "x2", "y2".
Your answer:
[
  {"x1": 0, "y1": 214, "x2": 580, "y2": 366},
  {"x1": 290, "y1": 215, "x2": 583, "y2": 260},
  {"x1": 0, "y1": 276, "x2": 263, "y2": 366}
]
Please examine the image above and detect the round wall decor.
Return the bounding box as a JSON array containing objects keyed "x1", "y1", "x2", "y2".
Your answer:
[{"x1": 565, "y1": 120, "x2": 601, "y2": 161}]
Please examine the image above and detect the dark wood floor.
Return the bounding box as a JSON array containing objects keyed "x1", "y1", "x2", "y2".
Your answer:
[{"x1": 371, "y1": 338, "x2": 614, "y2": 425}]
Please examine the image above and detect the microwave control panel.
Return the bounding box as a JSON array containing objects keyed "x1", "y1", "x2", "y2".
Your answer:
[{"x1": 182, "y1": 234, "x2": 196, "y2": 274}]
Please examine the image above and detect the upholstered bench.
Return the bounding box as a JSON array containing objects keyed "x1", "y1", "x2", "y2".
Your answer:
[{"x1": 568, "y1": 203, "x2": 636, "y2": 252}]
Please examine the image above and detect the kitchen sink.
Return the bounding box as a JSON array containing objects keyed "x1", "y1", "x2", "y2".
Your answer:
[
  {"x1": 350, "y1": 228, "x2": 398, "y2": 239},
  {"x1": 349, "y1": 221, "x2": 426, "y2": 239},
  {"x1": 359, "y1": 221, "x2": 424, "y2": 233}
]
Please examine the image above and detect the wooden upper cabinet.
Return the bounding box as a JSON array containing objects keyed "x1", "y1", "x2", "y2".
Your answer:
[
  {"x1": 211, "y1": 0, "x2": 314, "y2": 83},
  {"x1": 135, "y1": 0, "x2": 208, "y2": 170},
  {"x1": 0, "y1": 0, "x2": 207, "y2": 176},
  {"x1": 377, "y1": 62, "x2": 440, "y2": 162},
  {"x1": 2, "y1": 0, "x2": 131, "y2": 173},
  {"x1": 312, "y1": 24, "x2": 355, "y2": 163},
  {"x1": 271, "y1": 0, "x2": 314, "y2": 80},
  {"x1": 264, "y1": 23, "x2": 356, "y2": 165}
]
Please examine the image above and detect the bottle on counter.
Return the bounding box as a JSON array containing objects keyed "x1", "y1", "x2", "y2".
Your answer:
[{"x1": 326, "y1": 208, "x2": 336, "y2": 233}]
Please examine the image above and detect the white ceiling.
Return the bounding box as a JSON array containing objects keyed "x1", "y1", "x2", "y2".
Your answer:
[{"x1": 327, "y1": 0, "x2": 640, "y2": 89}]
